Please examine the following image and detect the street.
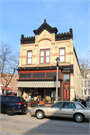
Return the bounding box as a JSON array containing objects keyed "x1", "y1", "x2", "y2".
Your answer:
[{"x1": 0, "y1": 109, "x2": 90, "y2": 135}]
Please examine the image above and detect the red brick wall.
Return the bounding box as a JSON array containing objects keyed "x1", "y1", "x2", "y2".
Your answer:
[{"x1": 0, "y1": 73, "x2": 18, "y2": 93}]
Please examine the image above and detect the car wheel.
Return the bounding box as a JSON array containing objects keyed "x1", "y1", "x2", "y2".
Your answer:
[
  {"x1": 36, "y1": 111, "x2": 44, "y2": 119},
  {"x1": 6, "y1": 107, "x2": 15, "y2": 116},
  {"x1": 74, "y1": 113, "x2": 84, "y2": 123}
]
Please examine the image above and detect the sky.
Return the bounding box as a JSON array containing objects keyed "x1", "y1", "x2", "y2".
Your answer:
[{"x1": 0, "y1": 0, "x2": 90, "y2": 60}]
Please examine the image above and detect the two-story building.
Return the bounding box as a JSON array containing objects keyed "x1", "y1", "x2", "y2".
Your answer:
[
  {"x1": 17, "y1": 20, "x2": 82, "y2": 105},
  {"x1": 82, "y1": 69, "x2": 90, "y2": 99}
]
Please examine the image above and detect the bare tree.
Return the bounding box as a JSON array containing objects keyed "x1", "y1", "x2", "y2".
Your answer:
[
  {"x1": 79, "y1": 57, "x2": 90, "y2": 77},
  {"x1": 0, "y1": 43, "x2": 19, "y2": 95}
]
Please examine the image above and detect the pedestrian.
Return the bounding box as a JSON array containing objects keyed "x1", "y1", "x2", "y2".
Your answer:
[{"x1": 27, "y1": 95, "x2": 31, "y2": 102}]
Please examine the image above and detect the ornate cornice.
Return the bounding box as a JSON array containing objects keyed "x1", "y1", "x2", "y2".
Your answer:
[
  {"x1": 21, "y1": 35, "x2": 35, "y2": 44},
  {"x1": 55, "y1": 28, "x2": 73, "y2": 41},
  {"x1": 33, "y1": 19, "x2": 58, "y2": 35},
  {"x1": 20, "y1": 21, "x2": 73, "y2": 44}
]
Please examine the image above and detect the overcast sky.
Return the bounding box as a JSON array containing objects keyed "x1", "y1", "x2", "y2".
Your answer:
[{"x1": 0, "y1": 0, "x2": 90, "y2": 59}]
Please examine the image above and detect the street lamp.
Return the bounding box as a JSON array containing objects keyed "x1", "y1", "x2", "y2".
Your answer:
[{"x1": 55, "y1": 57, "x2": 60, "y2": 102}]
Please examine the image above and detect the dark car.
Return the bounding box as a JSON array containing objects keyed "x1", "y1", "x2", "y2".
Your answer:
[{"x1": 0, "y1": 95, "x2": 27, "y2": 116}]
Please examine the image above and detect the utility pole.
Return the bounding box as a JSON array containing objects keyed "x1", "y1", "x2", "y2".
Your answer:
[{"x1": 55, "y1": 57, "x2": 60, "y2": 102}]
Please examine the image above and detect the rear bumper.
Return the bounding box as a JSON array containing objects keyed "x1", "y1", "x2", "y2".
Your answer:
[
  {"x1": 15, "y1": 107, "x2": 27, "y2": 113},
  {"x1": 21, "y1": 107, "x2": 27, "y2": 113}
]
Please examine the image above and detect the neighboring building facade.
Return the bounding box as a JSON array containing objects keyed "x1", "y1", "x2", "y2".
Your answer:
[
  {"x1": 17, "y1": 20, "x2": 82, "y2": 104},
  {"x1": 0, "y1": 73, "x2": 18, "y2": 93},
  {"x1": 82, "y1": 69, "x2": 90, "y2": 99}
]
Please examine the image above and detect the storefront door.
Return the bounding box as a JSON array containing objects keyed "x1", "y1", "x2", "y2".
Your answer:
[{"x1": 63, "y1": 84, "x2": 70, "y2": 101}]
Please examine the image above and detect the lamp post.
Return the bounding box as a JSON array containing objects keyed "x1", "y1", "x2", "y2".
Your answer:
[{"x1": 55, "y1": 57, "x2": 60, "y2": 102}]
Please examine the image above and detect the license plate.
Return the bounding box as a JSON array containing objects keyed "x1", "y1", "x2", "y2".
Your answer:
[{"x1": 24, "y1": 104, "x2": 26, "y2": 106}]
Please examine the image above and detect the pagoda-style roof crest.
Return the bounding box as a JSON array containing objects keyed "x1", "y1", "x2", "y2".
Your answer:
[{"x1": 33, "y1": 19, "x2": 58, "y2": 35}]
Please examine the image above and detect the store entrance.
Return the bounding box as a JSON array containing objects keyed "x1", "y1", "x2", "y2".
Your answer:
[
  {"x1": 63, "y1": 83, "x2": 70, "y2": 101},
  {"x1": 39, "y1": 89, "x2": 45, "y2": 104}
]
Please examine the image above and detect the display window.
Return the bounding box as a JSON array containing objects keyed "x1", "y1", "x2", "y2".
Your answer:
[{"x1": 21, "y1": 88, "x2": 57, "y2": 104}]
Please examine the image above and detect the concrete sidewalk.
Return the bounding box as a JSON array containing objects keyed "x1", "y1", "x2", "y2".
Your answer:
[{"x1": 26, "y1": 107, "x2": 31, "y2": 115}]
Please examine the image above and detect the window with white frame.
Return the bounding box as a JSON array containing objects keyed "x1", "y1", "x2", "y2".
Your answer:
[
  {"x1": 59, "y1": 48, "x2": 65, "y2": 62},
  {"x1": 86, "y1": 81, "x2": 88, "y2": 87},
  {"x1": 46, "y1": 49, "x2": 50, "y2": 63},
  {"x1": 27, "y1": 51, "x2": 32, "y2": 64},
  {"x1": 40, "y1": 50, "x2": 44, "y2": 63},
  {"x1": 40, "y1": 49, "x2": 50, "y2": 63},
  {"x1": 88, "y1": 89, "x2": 90, "y2": 95}
]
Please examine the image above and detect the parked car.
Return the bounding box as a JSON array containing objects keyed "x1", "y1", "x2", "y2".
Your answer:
[
  {"x1": 30, "y1": 101, "x2": 90, "y2": 123},
  {"x1": 0, "y1": 95, "x2": 27, "y2": 116}
]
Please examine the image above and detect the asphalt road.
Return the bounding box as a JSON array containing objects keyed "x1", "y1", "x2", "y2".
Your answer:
[{"x1": 0, "y1": 109, "x2": 90, "y2": 135}]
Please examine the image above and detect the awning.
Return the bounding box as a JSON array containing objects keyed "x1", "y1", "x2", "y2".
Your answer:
[
  {"x1": 16, "y1": 81, "x2": 60, "y2": 88},
  {"x1": 1, "y1": 86, "x2": 11, "y2": 90}
]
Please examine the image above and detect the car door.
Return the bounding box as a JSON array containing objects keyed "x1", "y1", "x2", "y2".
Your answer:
[
  {"x1": 62, "y1": 102, "x2": 76, "y2": 118},
  {"x1": 46, "y1": 102, "x2": 64, "y2": 117},
  {"x1": 1, "y1": 96, "x2": 10, "y2": 112}
]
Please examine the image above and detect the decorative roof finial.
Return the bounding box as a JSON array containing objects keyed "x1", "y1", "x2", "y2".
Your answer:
[
  {"x1": 21, "y1": 34, "x2": 24, "y2": 39},
  {"x1": 44, "y1": 19, "x2": 46, "y2": 23},
  {"x1": 70, "y1": 28, "x2": 73, "y2": 34}
]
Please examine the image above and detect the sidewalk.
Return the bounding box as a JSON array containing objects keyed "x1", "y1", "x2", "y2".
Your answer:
[{"x1": 26, "y1": 107, "x2": 31, "y2": 115}]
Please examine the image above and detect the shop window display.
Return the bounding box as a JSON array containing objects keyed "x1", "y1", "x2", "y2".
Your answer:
[
  {"x1": 22, "y1": 88, "x2": 38, "y2": 102},
  {"x1": 21, "y1": 88, "x2": 56, "y2": 104}
]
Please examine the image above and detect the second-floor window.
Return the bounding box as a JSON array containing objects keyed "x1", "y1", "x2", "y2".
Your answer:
[
  {"x1": 40, "y1": 49, "x2": 50, "y2": 63},
  {"x1": 27, "y1": 51, "x2": 32, "y2": 64},
  {"x1": 59, "y1": 48, "x2": 65, "y2": 62}
]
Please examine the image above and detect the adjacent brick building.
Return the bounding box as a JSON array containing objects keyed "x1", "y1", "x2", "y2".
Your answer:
[{"x1": 0, "y1": 73, "x2": 18, "y2": 93}]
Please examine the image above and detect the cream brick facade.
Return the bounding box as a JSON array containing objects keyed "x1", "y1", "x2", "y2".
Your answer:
[
  {"x1": 19, "y1": 32, "x2": 74, "y2": 67},
  {"x1": 18, "y1": 20, "x2": 82, "y2": 101}
]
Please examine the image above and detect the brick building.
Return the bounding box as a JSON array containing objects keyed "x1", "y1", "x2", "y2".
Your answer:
[
  {"x1": 17, "y1": 20, "x2": 82, "y2": 105},
  {"x1": 82, "y1": 69, "x2": 90, "y2": 99},
  {"x1": 0, "y1": 73, "x2": 18, "y2": 93}
]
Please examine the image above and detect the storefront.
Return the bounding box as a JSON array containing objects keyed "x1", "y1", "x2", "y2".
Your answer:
[
  {"x1": 17, "y1": 66, "x2": 71, "y2": 105},
  {"x1": 20, "y1": 88, "x2": 57, "y2": 104}
]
